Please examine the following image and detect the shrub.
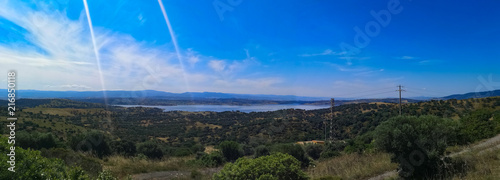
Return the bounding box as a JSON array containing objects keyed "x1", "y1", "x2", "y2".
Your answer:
[
  {"x1": 458, "y1": 109, "x2": 498, "y2": 143},
  {"x1": 17, "y1": 131, "x2": 61, "y2": 150},
  {"x1": 137, "y1": 141, "x2": 163, "y2": 159},
  {"x1": 97, "y1": 170, "x2": 117, "y2": 180},
  {"x1": 213, "y1": 153, "x2": 308, "y2": 180},
  {"x1": 272, "y1": 144, "x2": 310, "y2": 168},
  {"x1": 196, "y1": 151, "x2": 225, "y2": 167},
  {"x1": 0, "y1": 136, "x2": 90, "y2": 179},
  {"x1": 218, "y1": 141, "x2": 243, "y2": 162},
  {"x1": 41, "y1": 148, "x2": 103, "y2": 178},
  {"x1": 374, "y1": 115, "x2": 459, "y2": 179},
  {"x1": 254, "y1": 145, "x2": 270, "y2": 158},
  {"x1": 69, "y1": 130, "x2": 112, "y2": 158},
  {"x1": 305, "y1": 143, "x2": 324, "y2": 160},
  {"x1": 110, "y1": 140, "x2": 136, "y2": 157}
]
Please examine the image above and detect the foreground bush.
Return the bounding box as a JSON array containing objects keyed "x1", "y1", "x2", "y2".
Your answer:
[
  {"x1": 213, "y1": 153, "x2": 308, "y2": 180},
  {"x1": 375, "y1": 115, "x2": 459, "y2": 179},
  {"x1": 0, "y1": 136, "x2": 89, "y2": 179},
  {"x1": 41, "y1": 148, "x2": 103, "y2": 178}
]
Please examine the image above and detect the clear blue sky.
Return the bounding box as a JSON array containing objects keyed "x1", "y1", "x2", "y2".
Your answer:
[{"x1": 0, "y1": 0, "x2": 499, "y2": 98}]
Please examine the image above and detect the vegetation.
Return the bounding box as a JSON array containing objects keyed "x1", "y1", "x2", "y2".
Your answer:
[
  {"x1": 374, "y1": 115, "x2": 460, "y2": 178},
  {"x1": 213, "y1": 153, "x2": 308, "y2": 180},
  {"x1": 0, "y1": 136, "x2": 89, "y2": 179},
  {"x1": 217, "y1": 141, "x2": 243, "y2": 162},
  {"x1": 0, "y1": 96, "x2": 498, "y2": 178},
  {"x1": 271, "y1": 143, "x2": 311, "y2": 168}
]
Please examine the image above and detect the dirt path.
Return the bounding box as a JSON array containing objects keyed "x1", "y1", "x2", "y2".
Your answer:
[{"x1": 367, "y1": 133, "x2": 500, "y2": 180}]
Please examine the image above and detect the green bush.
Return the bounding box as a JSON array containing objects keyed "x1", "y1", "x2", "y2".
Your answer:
[
  {"x1": 69, "y1": 130, "x2": 112, "y2": 158},
  {"x1": 458, "y1": 109, "x2": 498, "y2": 143},
  {"x1": 213, "y1": 153, "x2": 308, "y2": 180},
  {"x1": 305, "y1": 143, "x2": 324, "y2": 160},
  {"x1": 195, "y1": 151, "x2": 225, "y2": 167},
  {"x1": 41, "y1": 148, "x2": 103, "y2": 178},
  {"x1": 343, "y1": 132, "x2": 373, "y2": 154},
  {"x1": 374, "y1": 115, "x2": 459, "y2": 179},
  {"x1": 97, "y1": 170, "x2": 117, "y2": 180},
  {"x1": 0, "y1": 136, "x2": 90, "y2": 179},
  {"x1": 137, "y1": 141, "x2": 163, "y2": 159},
  {"x1": 218, "y1": 141, "x2": 243, "y2": 162},
  {"x1": 254, "y1": 145, "x2": 270, "y2": 158},
  {"x1": 17, "y1": 131, "x2": 61, "y2": 150},
  {"x1": 271, "y1": 144, "x2": 310, "y2": 168},
  {"x1": 110, "y1": 140, "x2": 136, "y2": 157}
]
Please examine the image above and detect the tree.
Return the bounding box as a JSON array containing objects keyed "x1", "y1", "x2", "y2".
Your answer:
[
  {"x1": 218, "y1": 141, "x2": 243, "y2": 162},
  {"x1": 374, "y1": 115, "x2": 459, "y2": 179},
  {"x1": 213, "y1": 153, "x2": 308, "y2": 180}
]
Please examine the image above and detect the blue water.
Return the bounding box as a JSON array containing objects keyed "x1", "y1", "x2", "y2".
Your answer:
[{"x1": 117, "y1": 104, "x2": 330, "y2": 113}]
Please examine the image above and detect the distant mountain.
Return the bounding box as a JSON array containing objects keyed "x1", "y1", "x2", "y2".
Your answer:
[
  {"x1": 442, "y1": 89, "x2": 500, "y2": 100},
  {"x1": 2, "y1": 89, "x2": 330, "y2": 101}
]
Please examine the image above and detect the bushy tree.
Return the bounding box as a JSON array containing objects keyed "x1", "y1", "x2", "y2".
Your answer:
[
  {"x1": 218, "y1": 141, "x2": 243, "y2": 162},
  {"x1": 213, "y1": 153, "x2": 308, "y2": 180},
  {"x1": 110, "y1": 140, "x2": 137, "y2": 157},
  {"x1": 374, "y1": 115, "x2": 459, "y2": 179},
  {"x1": 137, "y1": 141, "x2": 163, "y2": 159}
]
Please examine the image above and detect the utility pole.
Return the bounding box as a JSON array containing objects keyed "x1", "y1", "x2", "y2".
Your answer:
[
  {"x1": 330, "y1": 98, "x2": 334, "y2": 142},
  {"x1": 397, "y1": 85, "x2": 405, "y2": 116}
]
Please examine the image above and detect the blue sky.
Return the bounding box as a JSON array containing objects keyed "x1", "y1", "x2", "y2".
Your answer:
[{"x1": 0, "y1": 0, "x2": 499, "y2": 98}]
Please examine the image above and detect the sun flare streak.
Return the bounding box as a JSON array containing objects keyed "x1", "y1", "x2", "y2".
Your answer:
[
  {"x1": 158, "y1": 0, "x2": 191, "y2": 94},
  {"x1": 83, "y1": 0, "x2": 108, "y2": 104}
]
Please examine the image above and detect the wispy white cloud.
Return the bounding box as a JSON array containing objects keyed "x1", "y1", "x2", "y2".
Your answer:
[
  {"x1": 208, "y1": 60, "x2": 226, "y2": 72},
  {"x1": 395, "y1": 56, "x2": 418, "y2": 60},
  {"x1": 45, "y1": 84, "x2": 92, "y2": 90},
  {"x1": 299, "y1": 49, "x2": 345, "y2": 57},
  {"x1": 1, "y1": 1, "x2": 280, "y2": 94}
]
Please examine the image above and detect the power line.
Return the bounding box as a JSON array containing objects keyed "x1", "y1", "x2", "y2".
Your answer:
[
  {"x1": 332, "y1": 87, "x2": 395, "y2": 98},
  {"x1": 347, "y1": 90, "x2": 396, "y2": 99}
]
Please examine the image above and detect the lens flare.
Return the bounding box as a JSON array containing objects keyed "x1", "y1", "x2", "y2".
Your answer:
[
  {"x1": 83, "y1": 0, "x2": 108, "y2": 104},
  {"x1": 158, "y1": 0, "x2": 191, "y2": 94}
]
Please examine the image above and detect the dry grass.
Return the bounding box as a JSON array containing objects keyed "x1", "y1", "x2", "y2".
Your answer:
[
  {"x1": 452, "y1": 147, "x2": 500, "y2": 180},
  {"x1": 307, "y1": 152, "x2": 397, "y2": 180},
  {"x1": 103, "y1": 155, "x2": 195, "y2": 178}
]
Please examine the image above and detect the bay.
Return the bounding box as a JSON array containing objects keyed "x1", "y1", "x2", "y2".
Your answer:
[{"x1": 117, "y1": 104, "x2": 330, "y2": 113}]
